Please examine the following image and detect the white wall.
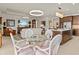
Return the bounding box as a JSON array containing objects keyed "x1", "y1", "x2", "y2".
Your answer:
[
  {"x1": 0, "y1": 11, "x2": 60, "y2": 34},
  {"x1": 1, "y1": 13, "x2": 22, "y2": 33},
  {"x1": 34, "y1": 16, "x2": 60, "y2": 29}
]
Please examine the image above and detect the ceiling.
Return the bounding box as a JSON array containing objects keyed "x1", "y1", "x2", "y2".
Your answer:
[{"x1": 0, "y1": 3, "x2": 79, "y2": 17}]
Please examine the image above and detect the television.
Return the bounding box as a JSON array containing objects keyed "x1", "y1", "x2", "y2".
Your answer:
[{"x1": 18, "y1": 18, "x2": 29, "y2": 27}]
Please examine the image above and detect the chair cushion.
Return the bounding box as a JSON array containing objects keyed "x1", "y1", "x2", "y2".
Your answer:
[
  {"x1": 26, "y1": 29, "x2": 34, "y2": 38},
  {"x1": 20, "y1": 29, "x2": 34, "y2": 38}
]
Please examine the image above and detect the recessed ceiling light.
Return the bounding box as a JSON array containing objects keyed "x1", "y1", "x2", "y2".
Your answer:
[
  {"x1": 58, "y1": 3, "x2": 61, "y2": 5},
  {"x1": 58, "y1": 7, "x2": 61, "y2": 10},
  {"x1": 72, "y1": 3, "x2": 75, "y2": 5}
]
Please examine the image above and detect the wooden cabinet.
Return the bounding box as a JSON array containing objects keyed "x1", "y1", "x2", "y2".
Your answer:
[
  {"x1": 3, "y1": 27, "x2": 16, "y2": 36},
  {"x1": 60, "y1": 16, "x2": 79, "y2": 36},
  {"x1": 73, "y1": 29, "x2": 79, "y2": 36},
  {"x1": 72, "y1": 16, "x2": 79, "y2": 36},
  {"x1": 53, "y1": 30, "x2": 72, "y2": 45},
  {"x1": 73, "y1": 16, "x2": 79, "y2": 25},
  {"x1": 60, "y1": 16, "x2": 72, "y2": 28},
  {"x1": 60, "y1": 16, "x2": 72, "y2": 22},
  {"x1": 0, "y1": 31, "x2": 2, "y2": 48},
  {"x1": 32, "y1": 19, "x2": 36, "y2": 28},
  {"x1": 61, "y1": 30, "x2": 72, "y2": 44}
]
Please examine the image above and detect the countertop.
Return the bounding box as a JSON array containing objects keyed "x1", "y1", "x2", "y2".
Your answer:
[{"x1": 51, "y1": 28, "x2": 71, "y2": 31}]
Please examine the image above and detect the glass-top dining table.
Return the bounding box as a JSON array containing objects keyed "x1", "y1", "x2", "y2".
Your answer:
[{"x1": 26, "y1": 35, "x2": 48, "y2": 45}]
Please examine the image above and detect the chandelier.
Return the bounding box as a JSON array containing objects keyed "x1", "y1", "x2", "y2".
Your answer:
[{"x1": 29, "y1": 10, "x2": 44, "y2": 16}]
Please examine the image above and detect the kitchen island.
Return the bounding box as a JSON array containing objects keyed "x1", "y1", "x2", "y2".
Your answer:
[{"x1": 52, "y1": 28, "x2": 72, "y2": 45}]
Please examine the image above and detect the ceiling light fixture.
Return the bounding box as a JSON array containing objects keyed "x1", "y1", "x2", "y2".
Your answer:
[
  {"x1": 56, "y1": 7, "x2": 64, "y2": 18},
  {"x1": 56, "y1": 12, "x2": 64, "y2": 18},
  {"x1": 29, "y1": 10, "x2": 44, "y2": 16}
]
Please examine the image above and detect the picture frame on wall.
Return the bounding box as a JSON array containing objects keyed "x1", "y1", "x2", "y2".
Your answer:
[{"x1": 7, "y1": 19, "x2": 15, "y2": 27}]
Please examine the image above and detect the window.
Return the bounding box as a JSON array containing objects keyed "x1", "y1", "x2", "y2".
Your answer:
[{"x1": 18, "y1": 18, "x2": 29, "y2": 27}]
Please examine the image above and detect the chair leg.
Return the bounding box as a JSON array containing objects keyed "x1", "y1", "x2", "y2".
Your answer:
[{"x1": 33, "y1": 47, "x2": 37, "y2": 55}]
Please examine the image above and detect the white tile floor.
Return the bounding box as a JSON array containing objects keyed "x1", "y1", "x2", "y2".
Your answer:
[
  {"x1": 0, "y1": 36, "x2": 15, "y2": 55},
  {"x1": 58, "y1": 36, "x2": 79, "y2": 55},
  {"x1": 0, "y1": 36, "x2": 79, "y2": 55}
]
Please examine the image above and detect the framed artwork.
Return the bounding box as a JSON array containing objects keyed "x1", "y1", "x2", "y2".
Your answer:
[{"x1": 7, "y1": 19, "x2": 15, "y2": 27}]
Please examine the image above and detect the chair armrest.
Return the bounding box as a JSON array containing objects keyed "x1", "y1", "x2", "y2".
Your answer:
[
  {"x1": 34, "y1": 46, "x2": 49, "y2": 54},
  {"x1": 15, "y1": 45, "x2": 20, "y2": 49},
  {"x1": 21, "y1": 45, "x2": 33, "y2": 49},
  {"x1": 17, "y1": 45, "x2": 33, "y2": 53},
  {"x1": 35, "y1": 46, "x2": 49, "y2": 51}
]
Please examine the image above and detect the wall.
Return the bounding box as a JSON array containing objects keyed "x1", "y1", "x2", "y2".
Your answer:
[
  {"x1": 0, "y1": 11, "x2": 60, "y2": 34},
  {"x1": 0, "y1": 12, "x2": 22, "y2": 33},
  {"x1": 34, "y1": 16, "x2": 60, "y2": 29}
]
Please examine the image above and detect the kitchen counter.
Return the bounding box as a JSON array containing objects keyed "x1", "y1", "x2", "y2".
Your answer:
[
  {"x1": 52, "y1": 28, "x2": 71, "y2": 31},
  {"x1": 52, "y1": 28, "x2": 72, "y2": 45}
]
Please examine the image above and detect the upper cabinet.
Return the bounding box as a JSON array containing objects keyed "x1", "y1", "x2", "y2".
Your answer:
[
  {"x1": 73, "y1": 16, "x2": 79, "y2": 25},
  {"x1": 72, "y1": 16, "x2": 79, "y2": 36},
  {"x1": 60, "y1": 16, "x2": 72, "y2": 22},
  {"x1": 72, "y1": 16, "x2": 79, "y2": 29},
  {"x1": 60, "y1": 16, "x2": 72, "y2": 29}
]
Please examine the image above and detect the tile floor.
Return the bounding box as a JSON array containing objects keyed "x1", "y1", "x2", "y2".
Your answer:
[
  {"x1": 0, "y1": 36, "x2": 79, "y2": 55},
  {"x1": 0, "y1": 36, "x2": 15, "y2": 55},
  {"x1": 58, "y1": 36, "x2": 79, "y2": 55}
]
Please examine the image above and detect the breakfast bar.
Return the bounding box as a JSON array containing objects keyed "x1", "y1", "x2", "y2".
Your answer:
[{"x1": 52, "y1": 29, "x2": 72, "y2": 45}]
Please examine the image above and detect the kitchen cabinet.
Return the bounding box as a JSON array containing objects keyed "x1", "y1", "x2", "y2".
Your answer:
[
  {"x1": 72, "y1": 16, "x2": 79, "y2": 36},
  {"x1": 3, "y1": 27, "x2": 16, "y2": 36},
  {"x1": 52, "y1": 29, "x2": 72, "y2": 45}
]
